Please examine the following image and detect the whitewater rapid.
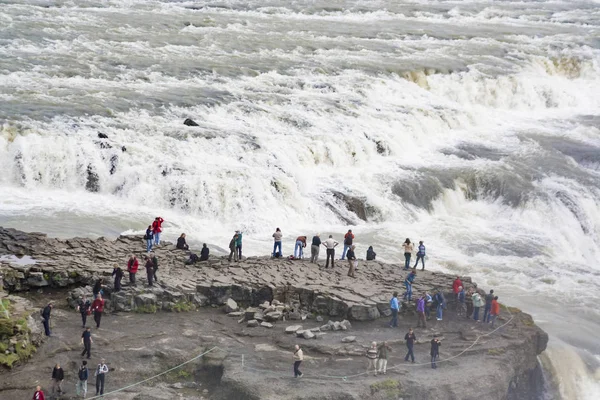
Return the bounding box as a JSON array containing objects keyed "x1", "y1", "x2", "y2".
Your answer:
[{"x1": 1, "y1": 1, "x2": 599, "y2": 398}]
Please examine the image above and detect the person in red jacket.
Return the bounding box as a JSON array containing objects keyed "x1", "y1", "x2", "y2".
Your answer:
[
  {"x1": 33, "y1": 385, "x2": 45, "y2": 400},
  {"x1": 127, "y1": 255, "x2": 139, "y2": 286},
  {"x1": 91, "y1": 294, "x2": 105, "y2": 329},
  {"x1": 152, "y1": 217, "x2": 164, "y2": 246},
  {"x1": 452, "y1": 276, "x2": 462, "y2": 305},
  {"x1": 489, "y1": 296, "x2": 500, "y2": 327}
]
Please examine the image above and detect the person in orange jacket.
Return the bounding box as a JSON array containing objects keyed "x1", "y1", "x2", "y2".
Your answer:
[
  {"x1": 489, "y1": 296, "x2": 500, "y2": 327},
  {"x1": 127, "y1": 255, "x2": 139, "y2": 286}
]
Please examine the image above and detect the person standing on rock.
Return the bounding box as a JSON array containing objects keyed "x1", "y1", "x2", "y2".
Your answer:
[
  {"x1": 403, "y1": 269, "x2": 416, "y2": 302},
  {"x1": 127, "y1": 255, "x2": 139, "y2": 286},
  {"x1": 346, "y1": 245, "x2": 357, "y2": 278},
  {"x1": 92, "y1": 278, "x2": 104, "y2": 298},
  {"x1": 472, "y1": 290, "x2": 483, "y2": 322},
  {"x1": 152, "y1": 217, "x2": 164, "y2": 246},
  {"x1": 32, "y1": 385, "x2": 45, "y2": 400},
  {"x1": 430, "y1": 336, "x2": 441, "y2": 369},
  {"x1": 112, "y1": 263, "x2": 124, "y2": 292},
  {"x1": 489, "y1": 296, "x2": 500, "y2": 327},
  {"x1": 144, "y1": 224, "x2": 154, "y2": 253},
  {"x1": 466, "y1": 287, "x2": 474, "y2": 319},
  {"x1": 424, "y1": 291, "x2": 433, "y2": 320},
  {"x1": 404, "y1": 328, "x2": 417, "y2": 363},
  {"x1": 294, "y1": 236, "x2": 307, "y2": 259},
  {"x1": 483, "y1": 289, "x2": 494, "y2": 323},
  {"x1": 310, "y1": 234, "x2": 321, "y2": 263},
  {"x1": 341, "y1": 229, "x2": 354, "y2": 260},
  {"x1": 414, "y1": 241, "x2": 426, "y2": 270},
  {"x1": 402, "y1": 238, "x2": 414, "y2": 270},
  {"x1": 81, "y1": 326, "x2": 92, "y2": 359},
  {"x1": 452, "y1": 276, "x2": 463, "y2": 305},
  {"x1": 322, "y1": 235, "x2": 339, "y2": 268},
  {"x1": 293, "y1": 345, "x2": 303, "y2": 378},
  {"x1": 434, "y1": 289, "x2": 445, "y2": 321},
  {"x1": 95, "y1": 359, "x2": 109, "y2": 396},
  {"x1": 416, "y1": 294, "x2": 426, "y2": 328},
  {"x1": 366, "y1": 341, "x2": 378, "y2": 375},
  {"x1": 200, "y1": 243, "x2": 210, "y2": 261},
  {"x1": 51, "y1": 363, "x2": 64, "y2": 395},
  {"x1": 144, "y1": 256, "x2": 154, "y2": 287},
  {"x1": 76, "y1": 360, "x2": 89, "y2": 398},
  {"x1": 235, "y1": 230, "x2": 243, "y2": 260},
  {"x1": 366, "y1": 245, "x2": 376, "y2": 261},
  {"x1": 151, "y1": 252, "x2": 159, "y2": 282},
  {"x1": 377, "y1": 341, "x2": 392, "y2": 375},
  {"x1": 228, "y1": 234, "x2": 238, "y2": 262},
  {"x1": 389, "y1": 292, "x2": 399, "y2": 328},
  {"x1": 457, "y1": 286, "x2": 466, "y2": 317},
  {"x1": 77, "y1": 295, "x2": 91, "y2": 328},
  {"x1": 91, "y1": 294, "x2": 105, "y2": 329},
  {"x1": 41, "y1": 302, "x2": 53, "y2": 337},
  {"x1": 272, "y1": 228, "x2": 282, "y2": 258}
]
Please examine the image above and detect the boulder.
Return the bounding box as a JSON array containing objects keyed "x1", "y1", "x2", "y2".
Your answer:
[
  {"x1": 227, "y1": 312, "x2": 244, "y2": 317},
  {"x1": 316, "y1": 316, "x2": 324, "y2": 322},
  {"x1": 309, "y1": 327, "x2": 321, "y2": 333},
  {"x1": 27, "y1": 272, "x2": 49, "y2": 287},
  {"x1": 259, "y1": 301, "x2": 270, "y2": 309},
  {"x1": 288, "y1": 311, "x2": 302, "y2": 320},
  {"x1": 296, "y1": 330, "x2": 315, "y2": 340},
  {"x1": 320, "y1": 324, "x2": 331, "y2": 331},
  {"x1": 184, "y1": 118, "x2": 199, "y2": 126},
  {"x1": 264, "y1": 311, "x2": 282, "y2": 322},
  {"x1": 342, "y1": 336, "x2": 356, "y2": 343},
  {"x1": 260, "y1": 322, "x2": 273, "y2": 329},
  {"x1": 333, "y1": 321, "x2": 342, "y2": 331},
  {"x1": 340, "y1": 320, "x2": 352, "y2": 330},
  {"x1": 247, "y1": 319, "x2": 259, "y2": 328},
  {"x1": 224, "y1": 298, "x2": 238, "y2": 313},
  {"x1": 349, "y1": 304, "x2": 380, "y2": 321},
  {"x1": 285, "y1": 325, "x2": 303, "y2": 334},
  {"x1": 314, "y1": 332, "x2": 326, "y2": 340},
  {"x1": 254, "y1": 312, "x2": 265, "y2": 322},
  {"x1": 245, "y1": 307, "x2": 259, "y2": 321}
]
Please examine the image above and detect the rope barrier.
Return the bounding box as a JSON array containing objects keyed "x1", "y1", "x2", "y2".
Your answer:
[{"x1": 85, "y1": 346, "x2": 219, "y2": 399}]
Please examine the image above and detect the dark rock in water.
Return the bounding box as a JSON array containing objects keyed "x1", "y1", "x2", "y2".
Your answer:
[
  {"x1": 184, "y1": 118, "x2": 200, "y2": 127},
  {"x1": 375, "y1": 140, "x2": 389, "y2": 155},
  {"x1": 331, "y1": 191, "x2": 371, "y2": 221},
  {"x1": 98, "y1": 132, "x2": 109, "y2": 139},
  {"x1": 121, "y1": 146, "x2": 127, "y2": 152},
  {"x1": 96, "y1": 141, "x2": 112, "y2": 149},
  {"x1": 109, "y1": 155, "x2": 118, "y2": 175},
  {"x1": 86, "y1": 165, "x2": 99, "y2": 192}
]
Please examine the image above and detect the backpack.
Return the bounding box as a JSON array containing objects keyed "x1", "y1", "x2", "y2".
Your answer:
[
  {"x1": 274, "y1": 252, "x2": 281, "y2": 258},
  {"x1": 79, "y1": 366, "x2": 88, "y2": 380}
]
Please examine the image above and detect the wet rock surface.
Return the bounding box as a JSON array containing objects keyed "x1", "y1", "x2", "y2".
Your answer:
[{"x1": 0, "y1": 227, "x2": 549, "y2": 400}]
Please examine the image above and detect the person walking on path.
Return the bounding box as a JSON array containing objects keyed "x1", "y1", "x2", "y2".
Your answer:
[
  {"x1": 144, "y1": 256, "x2": 154, "y2": 287},
  {"x1": 112, "y1": 263, "x2": 123, "y2": 292},
  {"x1": 483, "y1": 290, "x2": 494, "y2": 323},
  {"x1": 489, "y1": 296, "x2": 500, "y2": 327},
  {"x1": 95, "y1": 359, "x2": 109, "y2": 396},
  {"x1": 235, "y1": 230, "x2": 243, "y2": 260},
  {"x1": 404, "y1": 328, "x2": 417, "y2": 363},
  {"x1": 81, "y1": 327, "x2": 92, "y2": 359},
  {"x1": 294, "y1": 236, "x2": 307, "y2": 259},
  {"x1": 33, "y1": 385, "x2": 45, "y2": 400},
  {"x1": 151, "y1": 253, "x2": 159, "y2": 282},
  {"x1": 41, "y1": 302, "x2": 53, "y2": 337},
  {"x1": 91, "y1": 294, "x2": 105, "y2": 329},
  {"x1": 77, "y1": 295, "x2": 91, "y2": 328},
  {"x1": 76, "y1": 360, "x2": 89, "y2": 398},
  {"x1": 472, "y1": 291, "x2": 483, "y2": 322},
  {"x1": 434, "y1": 289, "x2": 446, "y2": 321},
  {"x1": 346, "y1": 245, "x2": 357, "y2": 278},
  {"x1": 144, "y1": 225, "x2": 153, "y2": 253},
  {"x1": 272, "y1": 228, "x2": 282, "y2": 258},
  {"x1": 402, "y1": 238, "x2": 414, "y2": 270},
  {"x1": 366, "y1": 341, "x2": 378, "y2": 375},
  {"x1": 376, "y1": 341, "x2": 392, "y2": 375},
  {"x1": 341, "y1": 229, "x2": 354, "y2": 260},
  {"x1": 310, "y1": 234, "x2": 321, "y2": 263},
  {"x1": 293, "y1": 345, "x2": 303, "y2": 378},
  {"x1": 152, "y1": 217, "x2": 164, "y2": 246},
  {"x1": 228, "y1": 234, "x2": 238, "y2": 262},
  {"x1": 200, "y1": 243, "x2": 210, "y2": 261},
  {"x1": 403, "y1": 269, "x2": 417, "y2": 302},
  {"x1": 389, "y1": 292, "x2": 400, "y2": 328},
  {"x1": 416, "y1": 294, "x2": 427, "y2": 328},
  {"x1": 127, "y1": 255, "x2": 138, "y2": 286},
  {"x1": 457, "y1": 286, "x2": 466, "y2": 317},
  {"x1": 176, "y1": 233, "x2": 189, "y2": 250},
  {"x1": 51, "y1": 363, "x2": 64, "y2": 395},
  {"x1": 414, "y1": 241, "x2": 426, "y2": 269},
  {"x1": 430, "y1": 337, "x2": 441, "y2": 369},
  {"x1": 366, "y1": 246, "x2": 376, "y2": 260},
  {"x1": 322, "y1": 235, "x2": 338, "y2": 268}
]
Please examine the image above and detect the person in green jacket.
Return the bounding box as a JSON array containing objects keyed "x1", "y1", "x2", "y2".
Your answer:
[
  {"x1": 472, "y1": 291, "x2": 483, "y2": 322},
  {"x1": 235, "y1": 230, "x2": 243, "y2": 260}
]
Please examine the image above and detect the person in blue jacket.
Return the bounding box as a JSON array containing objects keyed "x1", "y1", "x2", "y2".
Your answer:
[
  {"x1": 414, "y1": 241, "x2": 426, "y2": 270},
  {"x1": 403, "y1": 269, "x2": 417, "y2": 302}
]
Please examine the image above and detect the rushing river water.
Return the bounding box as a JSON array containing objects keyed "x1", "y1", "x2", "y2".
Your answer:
[{"x1": 1, "y1": 0, "x2": 599, "y2": 398}]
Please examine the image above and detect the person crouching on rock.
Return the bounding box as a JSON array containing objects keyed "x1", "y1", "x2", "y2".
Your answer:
[
  {"x1": 200, "y1": 243, "x2": 210, "y2": 261},
  {"x1": 127, "y1": 254, "x2": 138, "y2": 286},
  {"x1": 177, "y1": 233, "x2": 189, "y2": 250},
  {"x1": 144, "y1": 256, "x2": 154, "y2": 287},
  {"x1": 112, "y1": 263, "x2": 123, "y2": 292},
  {"x1": 366, "y1": 245, "x2": 376, "y2": 261},
  {"x1": 91, "y1": 294, "x2": 105, "y2": 329},
  {"x1": 346, "y1": 245, "x2": 357, "y2": 278},
  {"x1": 294, "y1": 236, "x2": 307, "y2": 259},
  {"x1": 293, "y1": 345, "x2": 304, "y2": 378},
  {"x1": 366, "y1": 341, "x2": 378, "y2": 375}
]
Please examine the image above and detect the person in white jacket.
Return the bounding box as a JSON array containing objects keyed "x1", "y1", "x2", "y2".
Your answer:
[
  {"x1": 272, "y1": 228, "x2": 282, "y2": 257},
  {"x1": 321, "y1": 235, "x2": 339, "y2": 268},
  {"x1": 293, "y1": 345, "x2": 304, "y2": 378}
]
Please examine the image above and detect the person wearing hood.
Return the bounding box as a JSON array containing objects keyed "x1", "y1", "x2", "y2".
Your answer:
[
  {"x1": 272, "y1": 228, "x2": 282, "y2": 258},
  {"x1": 112, "y1": 263, "x2": 123, "y2": 292},
  {"x1": 144, "y1": 256, "x2": 154, "y2": 287},
  {"x1": 366, "y1": 246, "x2": 376, "y2": 261},
  {"x1": 152, "y1": 217, "x2": 164, "y2": 246},
  {"x1": 41, "y1": 302, "x2": 53, "y2": 337},
  {"x1": 199, "y1": 243, "x2": 210, "y2": 261},
  {"x1": 310, "y1": 234, "x2": 321, "y2": 263}
]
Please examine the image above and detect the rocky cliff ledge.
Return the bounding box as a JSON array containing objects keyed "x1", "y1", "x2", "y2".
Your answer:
[{"x1": 0, "y1": 227, "x2": 549, "y2": 400}]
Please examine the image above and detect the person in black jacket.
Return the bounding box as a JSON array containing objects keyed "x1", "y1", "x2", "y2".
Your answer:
[
  {"x1": 176, "y1": 233, "x2": 189, "y2": 250},
  {"x1": 144, "y1": 256, "x2": 154, "y2": 287},
  {"x1": 41, "y1": 303, "x2": 53, "y2": 336},
  {"x1": 77, "y1": 295, "x2": 91, "y2": 328},
  {"x1": 92, "y1": 278, "x2": 103, "y2": 298},
  {"x1": 81, "y1": 327, "x2": 92, "y2": 359},
  {"x1": 346, "y1": 245, "x2": 357, "y2": 278},
  {"x1": 366, "y1": 246, "x2": 376, "y2": 261},
  {"x1": 199, "y1": 244, "x2": 210, "y2": 261},
  {"x1": 76, "y1": 360, "x2": 89, "y2": 398},
  {"x1": 151, "y1": 253, "x2": 158, "y2": 281},
  {"x1": 431, "y1": 336, "x2": 441, "y2": 369},
  {"x1": 112, "y1": 264, "x2": 123, "y2": 292},
  {"x1": 51, "y1": 363, "x2": 64, "y2": 394}
]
